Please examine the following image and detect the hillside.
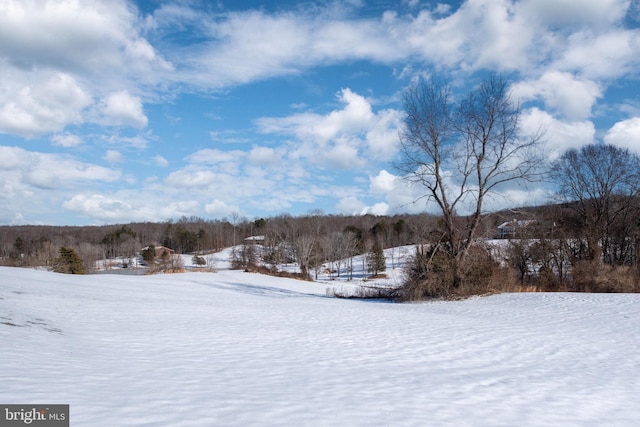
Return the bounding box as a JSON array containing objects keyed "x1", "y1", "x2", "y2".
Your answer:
[{"x1": 1, "y1": 250, "x2": 640, "y2": 425}]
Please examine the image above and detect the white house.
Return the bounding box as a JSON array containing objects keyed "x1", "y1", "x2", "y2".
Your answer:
[{"x1": 496, "y1": 220, "x2": 537, "y2": 239}]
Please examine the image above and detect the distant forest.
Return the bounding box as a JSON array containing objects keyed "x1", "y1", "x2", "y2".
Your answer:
[{"x1": 0, "y1": 211, "x2": 514, "y2": 270}]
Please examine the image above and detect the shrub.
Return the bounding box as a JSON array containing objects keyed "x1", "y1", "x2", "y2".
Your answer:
[
  {"x1": 247, "y1": 264, "x2": 312, "y2": 281},
  {"x1": 327, "y1": 285, "x2": 397, "y2": 299},
  {"x1": 231, "y1": 244, "x2": 258, "y2": 271},
  {"x1": 395, "y1": 245, "x2": 452, "y2": 301},
  {"x1": 571, "y1": 261, "x2": 640, "y2": 293},
  {"x1": 192, "y1": 255, "x2": 206, "y2": 266},
  {"x1": 146, "y1": 254, "x2": 184, "y2": 274},
  {"x1": 396, "y1": 244, "x2": 498, "y2": 301}
]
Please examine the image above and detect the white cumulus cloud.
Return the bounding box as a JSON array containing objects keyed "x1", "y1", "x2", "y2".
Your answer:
[
  {"x1": 511, "y1": 71, "x2": 602, "y2": 121},
  {"x1": 604, "y1": 117, "x2": 640, "y2": 153},
  {"x1": 0, "y1": 145, "x2": 122, "y2": 223},
  {"x1": 361, "y1": 202, "x2": 390, "y2": 216},
  {"x1": 336, "y1": 196, "x2": 367, "y2": 215},
  {"x1": 520, "y1": 108, "x2": 596, "y2": 161},
  {"x1": 370, "y1": 170, "x2": 397, "y2": 194},
  {"x1": 517, "y1": 0, "x2": 630, "y2": 28},
  {"x1": 62, "y1": 193, "x2": 200, "y2": 223},
  {"x1": 51, "y1": 132, "x2": 84, "y2": 147},
  {"x1": 104, "y1": 150, "x2": 123, "y2": 163},
  {"x1": 204, "y1": 199, "x2": 242, "y2": 219},
  {"x1": 256, "y1": 88, "x2": 400, "y2": 171},
  {"x1": 153, "y1": 155, "x2": 169, "y2": 167},
  {"x1": 0, "y1": 74, "x2": 91, "y2": 138},
  {"x1": 97, "y1": 90, "x2": 148, "y2": 128}
]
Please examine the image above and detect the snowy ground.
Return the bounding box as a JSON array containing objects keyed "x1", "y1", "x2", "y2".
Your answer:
[{"x1": 2, "y1": 249, "x2": 640, "y2": 426}]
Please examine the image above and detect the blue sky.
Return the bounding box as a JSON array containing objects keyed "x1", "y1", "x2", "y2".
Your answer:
[{"x1": 1, "y1": 0, "x2": 640, "y2": 225}]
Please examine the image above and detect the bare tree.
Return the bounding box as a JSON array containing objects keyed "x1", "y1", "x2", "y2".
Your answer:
[
  {"x1": 291, "y1": 233, "x2": 316, "y2": 279},
  {"x1": 550, "y1": 144, "x2": 640, "y2": 265},
  {"x1": 320, "y1": 233, "x2": 339, "y2": 280},
  {"x1": 338, "y1": 230, "x2": 359, "y2": 280},
  {"x1": 397, "y1": 74, "x2": 543, "y2": 290},
  {"x1": 231, "y1": 211, "x2": 240, "y2": 247}
]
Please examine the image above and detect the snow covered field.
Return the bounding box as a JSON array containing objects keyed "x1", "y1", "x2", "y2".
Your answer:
[{"x1": 2, "y1": 252, "x2": 640, "y2": 426}]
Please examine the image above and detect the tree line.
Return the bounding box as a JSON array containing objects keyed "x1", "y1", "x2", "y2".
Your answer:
[{"x1": 0, "y1": 213, "x2": 445, "y2": 273}]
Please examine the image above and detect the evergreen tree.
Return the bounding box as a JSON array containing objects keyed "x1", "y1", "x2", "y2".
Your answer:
[
  {"x1": 141, "y1": 245, "x2": 156, "y2": 264},
  {"x1": 367, "y1": 243, "x2": 386, "y2": 276},
  {"x1": 53, "y1": 247, "x2": 86, "y2": 274}
]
